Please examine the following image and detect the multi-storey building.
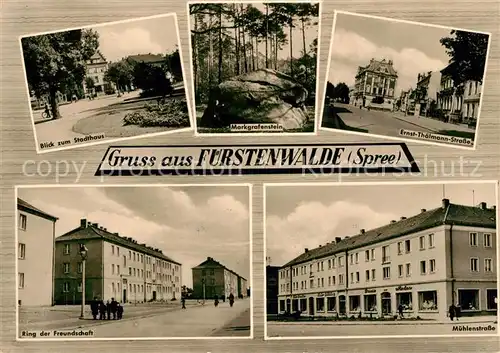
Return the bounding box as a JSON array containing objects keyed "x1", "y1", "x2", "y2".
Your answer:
[
  {"x1": 277, "y1": 199, "x2": 497, "y2": 319},
  {"x1": 398, "y1": 88, "x2": 414, "y2": 114},
  {"x1": 84, "y1": 51, "x2": 113, "y2": 95},
  {"x1": 17, "y1": 198, "x2": 58, "y2": 306},
  {"x1": 437, "y1": 62, "x2": 464, "y2": 124},
  {"x1": 352, "y1": 58, "x2": 398, "y2": 110},
  {"x1": 192, "y1": 257, "x2": 247, "y2": 300},
  {"x1": 462, "y1": 79, "x2": 482, "y2": 126},
  {"x1": 414, "y1": 71, "x2": 440, "y2": 117},
  {"x1": 54, "y1": 219, "x2": 181, "y2": 304}
]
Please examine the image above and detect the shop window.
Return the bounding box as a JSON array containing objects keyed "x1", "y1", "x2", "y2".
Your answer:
[
  {"x1": 349, "y1": 295, "x2": 361, "y2": 312},
  {"x1": 458, "y1": 289, "x2": 479, "y2": 311},
  {"x1": 279, "y1": 300, "x2": 285, "y2": 312},
  {"x1": 418, "y1": 291, "x2": 438, "y2": 311},
  {"x1": 339, "y1": 295, "x2": 346, "y2": 314},
  {"x1": 316, "y1": 297, "x2": 325, "y2": 312},
  {"x1": 292, "y1": 299, "x2": 298, "y2": 312},
  {"x1": 299, "y1": 298, "x2": 307, "y2": 312},
  {"x1": 396, "y1": 292, "x2": 413, "y2": 311},
  {"x1": 327, "y1": 297, "x2": 336, "y2": 312},
  {"x1": 486, "y1": 289, "x2": 497, "y2": 310},
  {"x1": 364, "y1": 294, "x2": 377, "y2": 312}
]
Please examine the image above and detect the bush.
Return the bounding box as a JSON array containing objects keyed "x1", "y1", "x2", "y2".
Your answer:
[{"x1": 123, "y1": 99, "x2": 190, "y2": 128}]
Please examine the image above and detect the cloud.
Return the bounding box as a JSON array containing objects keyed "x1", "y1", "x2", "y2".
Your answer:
[
  {"x1": 97, "y1": 27, "x2": 164, "y2": 62},
  {"x1": 328, "y1": 29, "x2": 447, "y2": 91},
  {"x1": 266, "y1": 200, "x2": 398, "y2": 266}
]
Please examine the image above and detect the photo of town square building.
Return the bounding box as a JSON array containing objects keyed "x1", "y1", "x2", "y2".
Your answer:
[
  {"x1": 265, "y1": 182, "x2": 498, "y2": 337},
  {"x1": 321, "y1": 11, "x2": 490, "y2": 149},
  {"x1": 17, "y1": 185, "x2": 251, "y2": 339}
]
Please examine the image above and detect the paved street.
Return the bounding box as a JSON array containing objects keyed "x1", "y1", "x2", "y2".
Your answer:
[{"x1": 325, "y1": 103, "x2": 476, "y2": 144}]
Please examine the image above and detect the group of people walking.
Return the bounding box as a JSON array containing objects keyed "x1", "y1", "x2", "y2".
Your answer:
[
  {"x1": 213, "y1": 293, "x2": 235, "y2": 308},
  {"x1": 89, "y1": 297, "x2": 124, "y2": 320}
]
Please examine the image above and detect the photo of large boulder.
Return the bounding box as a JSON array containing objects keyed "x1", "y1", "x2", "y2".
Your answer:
[{"x1": 200, "y1": 69, "x2": 310, "y2": 130}]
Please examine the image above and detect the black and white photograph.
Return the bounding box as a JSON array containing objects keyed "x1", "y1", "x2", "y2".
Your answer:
[
  {"x1": 20, "y1": 13, "x2": 192, "y2": 154},
  {"x1": 16, "y1": 184, "x2": 252, "y2": 340},
  {"x1": 320, "y1": 11, "x2": 491, "y2": 149},
  {"x1": 265, "y1": 181, "x2": 498, "y2": 339},
  {"x1": 188, "y1": 1, "x2": 320, "y2": 134}
]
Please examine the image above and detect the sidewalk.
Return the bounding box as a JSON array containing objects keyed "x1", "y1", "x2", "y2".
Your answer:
[{"x1": 392, "y1": 111, "x2": 475, "y2": 134}]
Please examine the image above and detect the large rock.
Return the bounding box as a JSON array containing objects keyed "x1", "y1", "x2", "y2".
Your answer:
[{"x1": 200, "y1": 69, "x2": 309, "y2": 129}]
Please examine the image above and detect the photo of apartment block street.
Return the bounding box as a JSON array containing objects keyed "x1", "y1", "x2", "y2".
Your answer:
[
  {"x1": 17, "y1": 185, "x2": 251, "y2": 339},
  {"x1": 20, "y1": 14, "x2": 191, "y2": 153},
  {"x1": 321, "y1": 11, "x2": 490, "y2": 149},
  {"x1": 265, "y1": 182, "x2": 498, "y2": 338}
]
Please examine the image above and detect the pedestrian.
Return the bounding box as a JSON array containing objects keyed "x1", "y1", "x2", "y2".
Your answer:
[
  {"x1": 110, "y1": 297, "x2": 118, "y2": 319},
  {"x1": 229, "y1": 293, "x2": 235, "y2": 308},
  {"x1": 448, "y1": 303, "x2": 456, "y2": 321},
  {"x1": 398, "y1": 304, "x2": 404, "y2": 319},
  {"x1": 181, "y1": 296, "x2": 186, "y2": 309},
  {"x1": 455, "y1": 304, "x2": 461, "y2": 321},
  {"x1": 214, "y1": 294, "x2": 219, "y2": 307},
  {"x1": 99, "y1": 300, "x2": 106, "y2": 320},
  {"x1": 90, "y1": 297, "x2": 99, "y2": 320},
  {"x1": 362, "y1": 96, "x2": 366, "y2": 109},
  {"x1": 221, "y1": 294, "x2": 225, "y2": 303},
  {"x1": 106, "y1": 300, "x2": 111, "y2": 320},
  {"x1": 117, "y1": 303, "x2": 123, "y2": 320}
]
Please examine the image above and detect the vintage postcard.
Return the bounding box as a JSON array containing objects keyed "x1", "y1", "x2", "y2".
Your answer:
[
  {"x1": 265, "y1": 181, "x2": 498, "y2": 338},
  {"x1": 16, "y1": 184, "x2": 252, "y2": 340},
  {"x1": 320, "y1": 11, "x2": 491, "y2": 149},
  {"x1": 19, "y1": 13, "x2": 192, "y2": 154},
  {"x1": 188, "y1": 1, "x2": 321, "y2": 135}
]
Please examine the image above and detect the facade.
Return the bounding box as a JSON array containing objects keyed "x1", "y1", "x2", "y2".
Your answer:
[
  {"x1": 462, "y1": 79, "x2": 482, "y2": 126},
  {"x1": 84, "y1": 51, "x2": 113, "y2": 95},
  {"x1": 266, "y1": 265, "x2": 280, "y2": 315},
  {"x1": 192, "y1": 257, "x2": 247, "y2": 300},
  {"x1": 437, "y1": 63, "x2": 464, "y2": 124},
  {"x1": 398, "y1": 88, "x2": 414, "y2": 114},
  {"x1": 352, "y1": 58, "x2": 398, "y2": 110},
  {"x1": 17, "y1": 198, "x2": 58, "y2": 306},
  {"x1": 54, "y1": 219, "x2": 181, "y2": 305},
  {"x1": 414, "y1": 71, "x2": 440, "y2": 117},
  {"x1": 278, "y1": 199, "x2": 497, "y2": 320}
]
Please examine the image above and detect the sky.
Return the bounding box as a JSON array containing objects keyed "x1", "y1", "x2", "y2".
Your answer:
[
  {"x1": 328, "y1": 13, "x2": 455, "y2": 93},
  {"x1": 191, "y1": 2, "x2": 319, "y2": 60},
  {"x1": 18, "y1": 186, "x2": 250, "y2": 288},
  {"x1": 266, "y1": 182, "x2": 497, "y2": 267},
  {"x1": 92, "y1": 15, "x2": 180, "y2": 63}
]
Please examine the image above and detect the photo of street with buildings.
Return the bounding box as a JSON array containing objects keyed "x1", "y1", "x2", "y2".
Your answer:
[
  {"x1": 265, "y1": 182, "x2": 498, "y2": 338},
  {"x1": 17, "y1": 185, "x2": 251, "y2": 339},
  {"x1": 321, "y1": 12, "x2": 490, "y2": 148},
  {"x1": 189, "y1": 2, "x2": 320, "y2": 134},
  {"x1": 20, "y1": 14, "x2": 191, "y2": 153}
]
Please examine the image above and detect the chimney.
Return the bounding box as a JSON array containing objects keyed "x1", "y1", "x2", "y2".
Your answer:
[
  {"x1": 479, "y1": 202, "x2": 487, "y2": 210},
  {"x1": 492, "y1": 205, "x2": 497, "y2": 211},
  {"x1": 442, "y1": 198, "x2": 450, "y2": 209},
  {"x1": 335, "y1": 237, "x2": 341, "y2": 243},
  {"x1": 103, "y1": 228, "x2": 107, "y2": 231},
  {"x1": 400, "y1": 217, "x2": 407, "y2": 220},
  {"x1": 344, "y1": 236, "x2": 350, "y2": 239},
  {"x1": 360, "y1": 229, "x2": 365, "y2": 234},
  {"x1": 304, "y1": 248, "x2": 309, "y2": 253},
  {"x1": 94, "y1": 222, "x2": 99, "y2": 228},
  {"x1": 421, "y1": 209, "x2": 427, "y2": 213},
  {"x1": 80, "y1": 219, "x2": 87, "y2": 228},
  {"x1": 318, "y1": 245, "x2": 322, "y2": 248},
  {"x1": 390, "y1": 220, "x2": 397, "y2": 224},
  {"x1": 113, "y1": 232, "x2": 119, "y2": 236}
]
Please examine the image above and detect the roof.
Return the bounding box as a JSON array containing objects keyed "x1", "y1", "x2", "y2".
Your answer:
[
  {"x1": 88, "y1": 51, "x2": 107, "y2": 64},
  {"x1": 18, "y1": 198, "x2": 58, "y2": 222},
  {"x1": 56, "y1": 224, "x2": 181, "y2": 265},
  {"x1": 193, "y1": 257, "x2": 246, "y2": 281},
  {"x1": 282, "y1": 201, "x2": 496, "y2": 268},
  {"x1": 358, "y1": 58, "x2": 398, "y2": 77},
  {"x1": 440, "y1": 62, "x2": 456, "y2": 75},
  {"x1": 127, "y1": 54, "x2": 164, "y2": 64}
]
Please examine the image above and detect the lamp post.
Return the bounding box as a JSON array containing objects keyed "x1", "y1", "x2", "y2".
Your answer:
[
  {"x1": 79, "y1": 244, "x2": 88, "y2": 319},
  {"x1": 202, "y1": 278, "x2": 205, "y2": 305}
]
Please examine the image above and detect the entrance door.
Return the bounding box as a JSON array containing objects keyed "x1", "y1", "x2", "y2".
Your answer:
[
  {"x1": 381, "y1": 292, "x2": 391, "y2": 316},
  {"x1": 123, "y1": 289, "x2": 127, "y2": 303},
  {"x1": 286, "y1": 299, "x2": 291, "y2": 313},
  {"x1": 308, "y1": 297, "x2": 314, "y2": 315},
  {"x1": 339, "y1": 295, "x2": 346, "y2": 315},
  {"x1": 153, "y1": 291, "x2": 157, "y2": 301}
]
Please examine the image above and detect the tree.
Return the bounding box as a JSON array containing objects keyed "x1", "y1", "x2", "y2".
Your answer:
[
  {"x1": 325, "y1": 82, "x2": 335, "y2": 99},
  {"x1": 132, "y1": 62, "x2": 172, "y2": 96},
  {"x1": 334, "y1": 82, "x2": 350, "y2": 103},
  {"x1": 440, "y1": 30, "x2": 489, "y2": 85},
  {"x1": 21, "y1": 29, "x2": 99, "y2": 118},
  {"x1": 84, "y1": 76, "x2": 95, "y2": 95},
  {"x1": 164, "y1": 49, "x2": 183, "y2": 82},
  {"x1": 104, "y1": 60, "x2": 133, "y2": 92}
]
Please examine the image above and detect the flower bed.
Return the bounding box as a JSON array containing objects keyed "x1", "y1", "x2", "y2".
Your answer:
[{"x1": 123, "y1": 98, "x2": 190, "y2": 128}]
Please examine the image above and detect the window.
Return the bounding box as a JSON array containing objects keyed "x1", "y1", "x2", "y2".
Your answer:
[
  {"x1": 112, "y1": 264, "x2": 115, "y2": 274},
  {"x1": 129, "y1": 267, "x2": 132, "y2": 275},
  {"x1": 317, "y1": 278, "x2": 321, "y2": 287},
  {"x1": 317, "y1": 262, "x2": 320, "y2": 271},
  {"x1": 458, "y1": 289, "x2": 479, "y2": 310},
  {"x1": 418, "y1": 291, "x2": 438, "y2": 311},
  {"x1": 63, "y1": 263, "x2": 70, "y2": 273},
  {"x1": 365, "y1": 250, "x2": 370, "y2": 262},
  {"x1": 365, "y1": 270, "x2": 370, "y2": 281},
  {"x1": 349, "y1": 295, "x2": 361, "y2": 312},
  {"x1": 77, "y1": 282, "x2": 82, "y2": 293},
  {"x1": 470, "y1": 258, "x2": 479, "y2": 272},
  {"x1": 321, "y1": 278, "x2": 324, "y2": 287},
  {"x1": 316, "y1": 297, "x2": 325, "y2": 312},
  {"x1": 123, "y1": 255, "x2": 126, "y2": 267},
  {"x1": 406, "y1": 263, "x2": 411, "y2": 277},
  {"x1": 18, "y1": 243, "x2": 26, "y2": 259},
  {"x1": 356, "y1": 272, "x2": 360, "y2": 282},
  {"x1": 19, "y1": 213, "x2": 27, "y2": 230},
  {"x1": 485, "y1": 258, "x2": 493, "y2": 272},
  {"x1": 383, "y1": 266, "x2": 390, "y2": 279},
  {"x1": 371, "y1": 269, "x2": 375, "y2": 281},
  {"x1": 332, "y1": 258, "x2": 336, "y2": 268},
  {"x1": 117, "y1": 265, "x2": 120, "y2": 274},
  {"x1": 350, "y1": 254, "x2": 354, "y2": 264},
  {"x1": 300, "y1": 298, "x2": 307, "y2": 312},
  {"x1": 420, "y1": 260, "x2": 426, "y2": 275},
  {"x1": 63, "y1": 282, "x2": 70, "y2": 293},
  {"x1": 64, "y1": 244, "x2": 70, "y2": 255},
  {"x1": 382, "y1": 246, "x2": 390, "y2": 263},
  {"x1": 77, "y1": 262, "x2": 83, "y2": 274},
  {"x1": 328, "y1": 277, "x2": 331, "y2": 286},
  {"x1": 419, "y1": 236, "x2": 425, "y2": 250},
  {"x1": 328, "y1": 259, "x2": 331, "y2": 269},
  {"x1": 469, "y1": 232, "x2": 478, "y2": 246},
  {"x1": 428, "y1": 233, "x2": 435, "y2": 248},
  {"x1": 327, "y1": 297, "x2": 336, "y2": 312},
  {"x1": 279, "y1": 300, "x2": 285, "y2": 312},
  {"x1": 339, "y1": 274, "x2": 344, "y2": 285},
  {"x1": 133, "y1": 253, "x2": 136, "y2": 261},
  {"x1": 371, "y1": 249, "x2": 375, "y2": 261},
  {"x1": 364, "y1": 294, "x2": 377, "y2": 312},
  {"x1": 484, "y1": 233, "x2": 492, "y2": 247},
  {"x1": 129, "y1": 251, "x2": 132, "y2": 259},
  {"x1": 321, "y1": 262, "x2": 324, "y2": 271},
  {"x1": 405, "y1": 240, "x2": 411, "y2": 253},
  {"x1": 117, "y1": 247, "x2": 120, "y2": 256},
  {"x1": 339, "y1": 256, "x2": 344, "y2": 267},
  {"x1": 398, "y1": 264, "x2": 403, "y2": 277},
  {"x1": 430, "y1": 259, "x2": 436, "y2": 273},
  {"x1": 310, "y1": 279, "x2": 314, "y2": 288},
  {"x1": 141, "y1": 255, "x2": 144, "y2": 263},
  {"x1": 397, "y1": 242, "x2": 402, "y2": 255},
  {"x1": 355, "y1": 253, "x2": 359, "y2": 263},
  {"x1": 332, "y1": 276, "x2": 336, "y2": 285},
  {"x1": 18, "y1": 273, "x2": 24, "y2": 289},
  {"x1": 487, "y1": 289, "x2": 497, "y2": 310},
  {"x1": 397, "y1": 292, "x2": 413, "y2": 311},
  {"x1": 350, "y1": 273, "x2": 354, "y2": 284},
  {"x1": 112, "y1": 245, "x2": 114, "y2": 255}
]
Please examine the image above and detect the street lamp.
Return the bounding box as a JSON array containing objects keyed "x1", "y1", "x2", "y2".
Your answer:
[
  {"x1": 202, "y1": 278, "x2": 206, "y2": 305},
  {"x1": 79, "y1": 244, "x2": 88, "y2": 319}
]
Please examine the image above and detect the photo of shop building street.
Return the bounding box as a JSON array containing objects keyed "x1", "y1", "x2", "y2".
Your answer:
[
  {"x1": 321, "y1": 11, "x2": 490, "y2": 149},
  {"x1": 265, "y1": 182, "x2": 498, "y2": 338},
  {"x1": 17, "y1": 185, "x2": 251, "y2": 339},
  {"x1": 20, "y1": 14, "x2": 191, "y2": 153}
]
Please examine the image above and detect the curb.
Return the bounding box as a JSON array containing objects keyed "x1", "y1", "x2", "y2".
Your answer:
[{"x1": 391, "y1": 115, "x2": 438, "y2": 133}]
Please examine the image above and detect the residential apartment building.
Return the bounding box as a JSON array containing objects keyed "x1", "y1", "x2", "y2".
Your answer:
[
  {"x1": 84, "y1": 51, "x2": 113, "y2": 95},
  {"x1": 398, "y1": 88, "x2": 414, "y2": 114},
  {"x1": 192, "y1": 257, "x2": 248, "y2": 300},
  {"x1": 413, "y1": 71, "x2": 440, "y2": 117},
  {"x1": 352, "y1": 58, "x2": 398, "y2": 110},
  {"x1": 462, "y1": 79, "x2": 482, "y2": 126},
  {"x1": 278, "y1": 199, "x2": 497, "y2": 320},
  {"x1": 54, "y1": 219, "x2": 181, "y2": 304},
  {"x1": 17, "y1": 198, "x2": 58, "y2": 306}
]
